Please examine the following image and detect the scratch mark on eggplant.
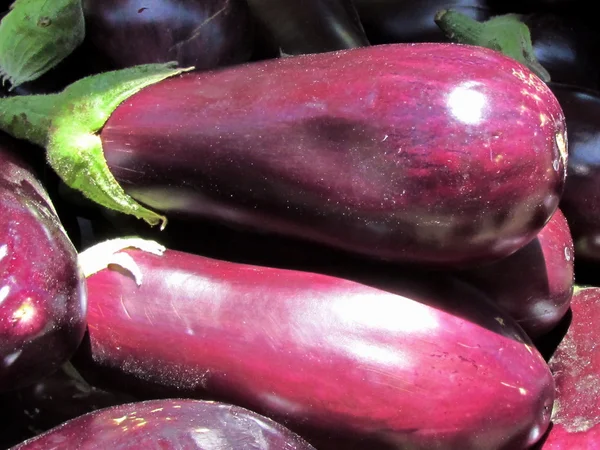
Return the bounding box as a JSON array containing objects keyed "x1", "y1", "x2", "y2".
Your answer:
[
  {"x1": 120, "y1": 295, "x2": 132, "y2": 320},
  {"x1": 169, "y1": 1, "x2": 230, "y2": 53}
]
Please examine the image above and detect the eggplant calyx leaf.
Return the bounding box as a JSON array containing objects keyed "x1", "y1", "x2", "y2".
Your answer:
[
  {"x1": 79, "y1": 237, "x2": 167, "y2": 285},
  {"x1": 434, "y1": 10, "x2": 550, "y2": 83},
  {"x1": 0, "y1": 0, "x2": 85, "y2": 89},
  {"x1": 0, "y1": 62, "x2": 194, "y2": 227}
]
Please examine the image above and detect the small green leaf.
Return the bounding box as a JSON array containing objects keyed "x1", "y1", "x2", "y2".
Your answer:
[{"x1": 0, "y1": 0, "x2": 85, "y2": 88}]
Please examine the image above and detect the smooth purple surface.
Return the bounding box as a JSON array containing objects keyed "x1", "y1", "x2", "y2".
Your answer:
[
  {"x1": 551, "y1": 83, "x2": 600, "y2": 261},
  {"x1": 537, "y1": 287, "x2": 600, "y2": 448},
  {"x1": 455, "y1": 207, "x2": 574, "y2": 338},
  {"x1": 246, "y1": 0, "x2": 369, "y2": 55},
  {"x1": 79, "y1": 247, "x2": 554, "y2": 450},
  {"x1": 10, "y1": 398, "x2": 315, "y2": 449},
  {"x1": 82, "y1": 0, "x2": 254, "y2": 70},
  {"x1": 102, "y1": 43, "x2": 567, "y2": 267},
  {"x1": 0, "y1": 134, "x2": 86, "y2": 392}
]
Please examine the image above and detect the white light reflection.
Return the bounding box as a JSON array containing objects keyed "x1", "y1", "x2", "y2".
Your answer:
[
  {"x1": 0, "y1": 244, "x2": 7, "y2": 261},
  {"x1": 447, "y1": 82, "x2": 487, "y2": 125},
  {"x1": 0, "y1": 285, "x2": 9, "y2": 305}
]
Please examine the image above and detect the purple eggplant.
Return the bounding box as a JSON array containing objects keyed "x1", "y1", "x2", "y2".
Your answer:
[
  {"x1": 353, "y1": 0, "x2": 492, "y2": 44},
  {"x1": 0, "y1": 133, "x2": 86, "y2": 392},
  {"x1": 0, "y1": 44, "x2": 568, "y2": 267},
  {"x1": 550, "y1": 83, "x2": 600, "y2": 261},
  {"x1": 535, "y1": 286, "x2": 600, "y2": 448},
  {"x1": 82, "y1": 0, "x2": 254, "y2": 71},
  {"x1": 454, "y1": 207, "x2": 574, "y2": 339},
  {"x1": 75, "y1": 240, "x2": 555, "y2": 450},
  {"x1": 9, "y1": 398, "x2": 315, "y2": 449},
  {"x1": 245, "y1": 0, "x2": 369, "y2": 56}
]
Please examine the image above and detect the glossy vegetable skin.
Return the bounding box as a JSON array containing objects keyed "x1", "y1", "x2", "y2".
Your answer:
[
  {"x1": 0, "y1": 134, "x2": 86, "y2": 392},
  {"x1": 536, "y1": 287, "x2": 600, "y2": 448},
  {"x1": 77, "y1": 245, "x2": 555, "y2": 450},
  {"x1": 455, "y1": 207, "x2": 574, "y2": 338},
  {"x1": 550, "y1": 83, "x2": 600, "y2": 261},
  {"x1": 101, "y1": 43, "x2": 567, "y2": 267},
  {"x1": 10, "y1": 398, "x2": 315, "y2": 449},
  {"x1": 246, "y1": 0, "x2": 369, "y2": 55},
  {"x1": 82, "y1": 0, "x2": 254, "y2": 70},
  {"x1": 354, "y1": 0, "x2": 491, "y2": 44}
]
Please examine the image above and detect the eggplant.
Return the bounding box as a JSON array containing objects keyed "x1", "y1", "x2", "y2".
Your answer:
[
  {"x1": 0, "y1": 133, "x2": 86, "y2": 392},
  {"x1": 82, "y1": 0, "x2": 254, "y2": 71},
  {"x1": 454, "y1": 207, "x2": 574, "y2": 339},
  {"x1": 245, "y1": 0, "x2": 369, "y2": 55},
  {"x1": 0, "y1": 44, "x2": 567, "y2": 267},
  {"x1": 353, "y1": 0, "x2": 492, "y2": 44},
  {"x1": 536, "y1": 286, "x2": 600, "y2": 448},
  {"x1": 74, "y1": 239, "x2": 555, "y2": 450},
  {"x1": 549, "y1": 83, "x2": 600, "y2": 261},
  {"x1": 526, "y1": 13, "x2": 600, "y2": 90},
  {"x1": 9, "y1": 398, "x2": 315, "y2": 449}
]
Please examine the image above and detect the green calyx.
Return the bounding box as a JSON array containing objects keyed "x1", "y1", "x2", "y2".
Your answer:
[
  {"x1": 434, "y1": 10, "x2": 551, "y2": 83},
  {"x1": 0, "y1": 62, "x2": 194, "y2": 228},
  {"x1": 0, "y1": 0, "x2": 85, "y2": 88}
]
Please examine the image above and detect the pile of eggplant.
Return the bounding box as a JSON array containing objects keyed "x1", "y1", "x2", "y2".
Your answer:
[{"x1": 1, "y1": 0, "x2": 599, "y2": 448}]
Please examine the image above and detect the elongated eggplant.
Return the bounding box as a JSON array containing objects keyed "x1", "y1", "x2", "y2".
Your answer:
[
  {"x1": 246, "y1": 0, "x2": 369, "y2": 55},
  {"x1": 454, "y1": 207, "x2": 574, "y2": 338},
  {"x1": 0, "y1": 44, "x2": 567, "y2": 267},
  {"x1": 10, "y1": 398, "x2": 315, "y2": 449},
  {"x1": 536, "y1": 286, "x2": 600, "y2": 448},
  {"x1": 0, "y1": 133, "x2": 86, "y2": 392},
  {"x1": 75, "y1": 240, "x2": 555, "y2": 450},
  {"x1": 550, "y1": 83, "x2": 600, "y2": 261},
  {"x1": 354, "y1": 0, "x2": 492, "y2": 44},
  {"x1": 82, "y1": 0, "x2": 254, "y2": 71}
]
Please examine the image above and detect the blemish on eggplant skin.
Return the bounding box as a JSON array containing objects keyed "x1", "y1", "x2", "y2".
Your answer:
[{"x1": 138, "y1": 7, "x2": 148, "y2": 13}]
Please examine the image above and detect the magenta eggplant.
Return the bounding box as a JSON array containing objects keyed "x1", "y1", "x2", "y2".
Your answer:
[
  {"x1": 9, "y1": 398, "x2": 315, "y2": 449},
  {"x1": 0, "y1": 134, "x2": 86, "y2": 392},
  {"x1": 82, "y1": 0, "x2": 254, "y2": 71},
  {"x1": 101, "y1": 43, "x2": 567, "y2": 267},
  {"x1": 454, "y1": 207, "x2": 574, "y2": 338},
  {"x1": 538, "y1": 287, "x2": 600, "y2": 448},
  {"x1": 79, "y1": 245, "x2": 555, "y2": 450}
]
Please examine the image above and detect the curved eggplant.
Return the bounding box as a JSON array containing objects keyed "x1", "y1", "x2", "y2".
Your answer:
[
  {"x1": 538, "y1": 286, "x2": 600, "y2": 448},
  {"x1": 76, "y1": 241, "x2": 555, "y2": 450},
  {"x1": 454, "y1": 207, "x2": 574, "y2": 339},
  {"x1": 353, "y1": 0, "x2": 492, "y2": 44},
  {"x1": 10, "y1": 398, "x2": 315, "y2": 449},
  {"x1": 550, "y1": 83, "x2": 600, "y2": 261},
  {"x1": 246, "y1": 0, "x2": 369, "y2": 55},
  {"x1": 82, "y1": 0, "x2": 254, "y2": 71},
  {"x1": 0, "y1": 133, "x2": 86, "y2": 392}
]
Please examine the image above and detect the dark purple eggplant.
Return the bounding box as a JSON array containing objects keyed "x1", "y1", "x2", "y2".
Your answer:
[
  {"x1": 0, "y1": 133, "x2": 86, "y2": 392},
  {"x1": 0, "y1": 44, "x2": 568, "y2": 267},
  {"x1": 75, "y1": 240, "x2": 555, "y2": 450},
  {"x1": 549, "y1": 83, "x2": 600, "y2": 261},
  {"x1": 525, "y1": 13, "x2": 600, "y2": 90},
  {"x1": 353, "y1": 0, "x2": 492, "y2": 44},
  {"x1": 454, "y1": 207, "x2": 574, "y2": 339},
  {"x1": 9, "y1": 398, "x2": 315, "y2": 449},
  {"x1": 82, "y1": 0, "x2": 254, "y2": 71},
  {"x1": 245, "y1": 0, "x2": 369, "y2": 56},
  {"x1": 534, "y1": 286, "x2": 600, "y2": 448}
]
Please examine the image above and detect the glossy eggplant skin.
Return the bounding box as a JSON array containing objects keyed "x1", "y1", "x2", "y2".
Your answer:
[
  {"x1": 454, "y1": 207, "x2": 574, "y2": 339},
  {"x1": 102, "y1": 43, "x2": 567, "y2": 267},
  {"x1": 537, "y1": 287, "x2": 600, "y2": 448},
  {"x1": 82, "y1": 0, "x2": 254, "y2": 71},
  {"x1": 550, "y1": 83, "x2": 600, "y2": 261},
  {"x1": 10, "y1": 398, "x2": 315, "y2": 450},
  {"x1": 526, "y1": 13, "x2": 600, "y2": 90},
  {"x1": 0, "y1": 134, "x2": 86, "y2": 392},
  {"x1": 246, "y1": 0, "x2": 369, "y2": 55},
  {"x1": 78, "y1": 247, "x2": 555, "y2": 450},
  {"x1": 354, "y1": 0, "x2": 491, "y2": 44}
]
